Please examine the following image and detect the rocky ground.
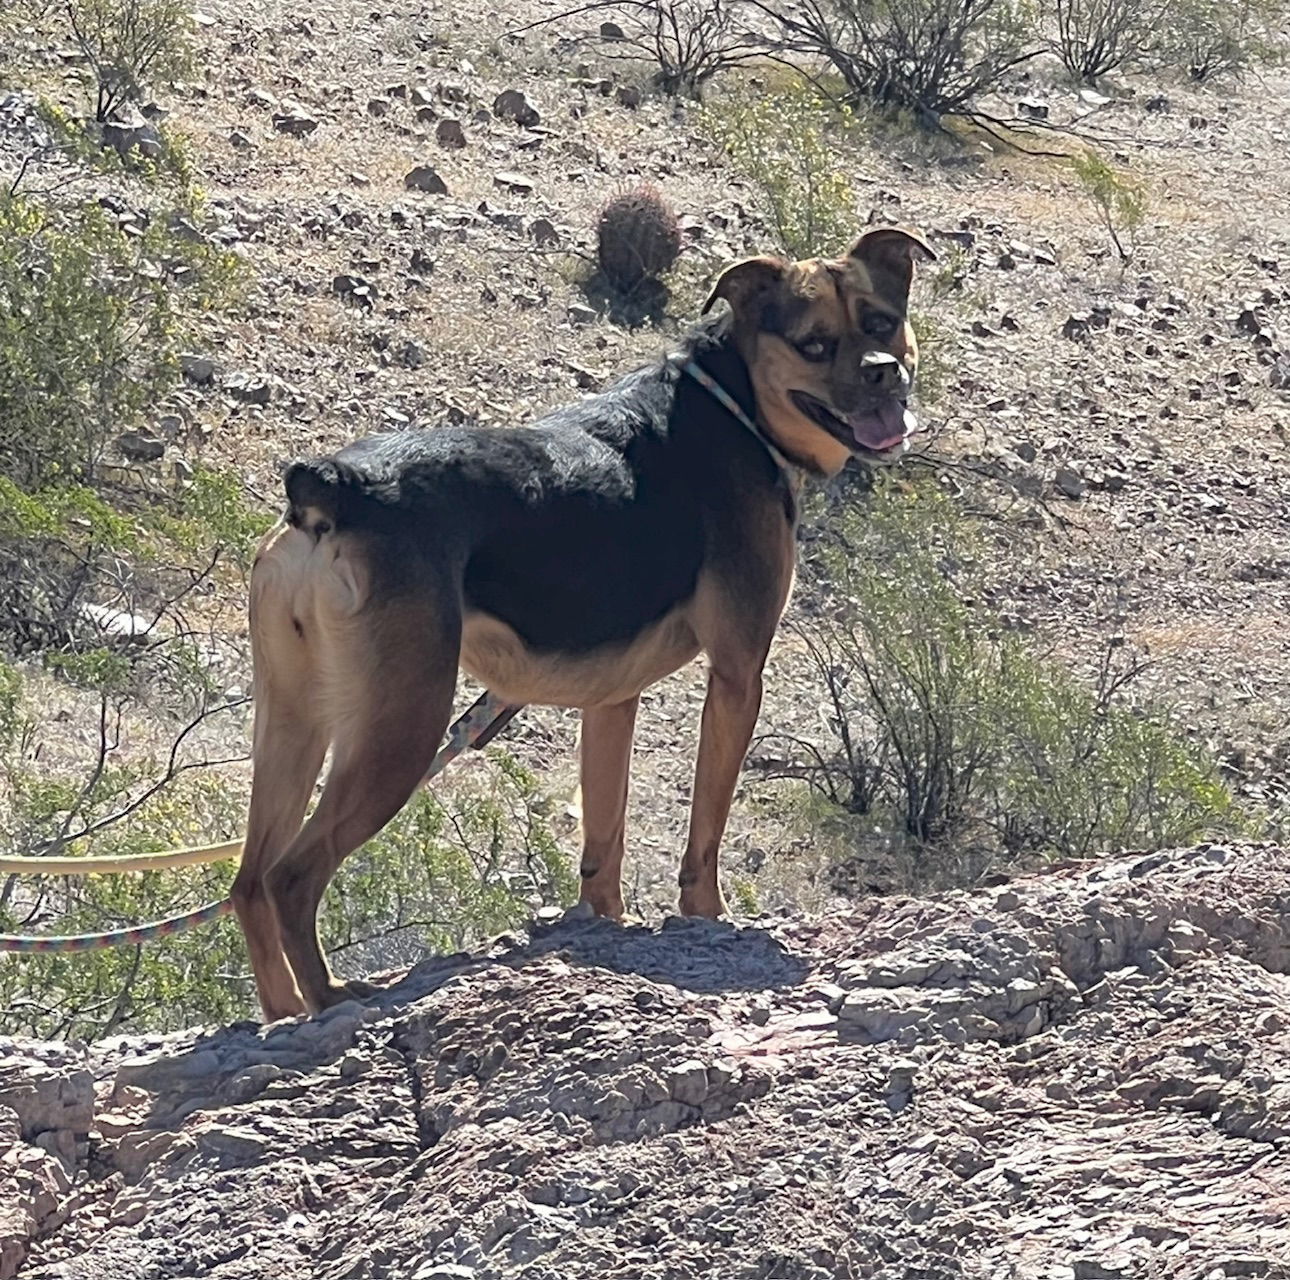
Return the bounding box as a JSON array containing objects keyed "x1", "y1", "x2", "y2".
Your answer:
[
  {"x1": 4, "y1": 11, "x2": 1290, "y2": 1272},
  {"x1": 4, "y1": 840, "x2": 1289, "y2": 1279},
  {"x1": 5, "y1": 0, "x2": 1290, "y2": 916}
]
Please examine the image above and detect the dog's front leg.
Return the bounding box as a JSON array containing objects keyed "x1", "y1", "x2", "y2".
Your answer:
[{"x1": 677, "y1": 663, "x2": 764, "y2": 918}]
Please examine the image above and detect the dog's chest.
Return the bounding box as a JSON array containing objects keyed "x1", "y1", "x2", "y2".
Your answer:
[{"x1": 459, "y1": 607, "x2": 700, "y2": 708}]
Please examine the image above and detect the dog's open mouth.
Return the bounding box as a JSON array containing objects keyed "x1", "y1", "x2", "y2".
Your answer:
[{"x1": 791, "y1": 391, "x2": 917, "y2": 456}]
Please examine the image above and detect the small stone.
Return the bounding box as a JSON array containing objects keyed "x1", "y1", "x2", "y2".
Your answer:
[
  {"x1": 116, "y1": 430, "x2": 164, "y2": 462},
  {"x1": 224, "y1": 372, "x2": 272, "y2": 405},
  {"x1": 410, "y1": 84, "x2": 435, "y2": 107},
  {"x1": 404, "y1": 165, "x2": 448, "y2": 194},
  {"x1": 181, "y1": 353, "x2": 219, "y2": 385},
  {"x1": 529, "y1": 217, "x2": 558, "y2": 246},
  {"x1": 600, "y1": 20, "x2": 625, "y2": 39},
  {"x1": 367, "y1": 98, "x2": 390, "y2": 117},
  {"x1": 669, "y1": 1061, "x2": 709, "y2": 1106},
  {"x1": 1235, "y1": 308, "x2": 1262, "y2": 335},
  {"x1": 1062, "y1": 312, "x2": 1093, "y2": 341},
  {"x1": 1054, "y1": 466, "x2": 1086, "y2": 500},
  {"x1": 1269, "y1": 356, "x2": 1290, "y2": 390},
  {"x1": 228, "y1": 129, "x2": 255, "y2": 149},
  {"x1": 1072, "y1": 1260, "x2": 1134, "y2": 1280},
  {"x1": 568, "y1": 303, "x2": 598, "y2": 326},
  {"x1": 493, "y1": 88, "x2": 540, "y2": 128},
  {"x1": 436, "y1": 118, "x2": 466, "y2": 148},
  {"x1": 271, "y1": 108, "x2": 318, "y2": 136},
  {"x1": 493, "y1": 170, "x2": 534, "y2": 194}
]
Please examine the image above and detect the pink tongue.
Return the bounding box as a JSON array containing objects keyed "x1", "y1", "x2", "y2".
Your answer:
[{"x1": 848, "y1": 400, "x2": 909, "y2": 452}]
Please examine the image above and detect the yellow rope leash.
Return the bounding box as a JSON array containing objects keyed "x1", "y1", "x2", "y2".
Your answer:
[{"x1": 0, "y1": 839, "x2": 243, "y2": 877}]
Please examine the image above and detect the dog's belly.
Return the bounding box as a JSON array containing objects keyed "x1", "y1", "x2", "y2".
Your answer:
[{"x1": 460, "y1": 606, "x2": 700, "y2": 707}]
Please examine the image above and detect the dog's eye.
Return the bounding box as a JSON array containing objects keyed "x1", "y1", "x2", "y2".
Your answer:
[
  {"x1": 862, "y1": 310, "x2": 899, "y2": 339},
  {"x1": 796, "y1": 336, "x2": 834, "y2": 362}
]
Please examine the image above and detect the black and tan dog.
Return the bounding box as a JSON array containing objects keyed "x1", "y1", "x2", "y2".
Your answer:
[{"x1": 232, "y1": 226, "x2": 935, "y2": 1020}]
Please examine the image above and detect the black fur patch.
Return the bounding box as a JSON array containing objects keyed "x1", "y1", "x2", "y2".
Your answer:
[{"x1": 281, "y1": 313, "x2": 789, "y2": 654}]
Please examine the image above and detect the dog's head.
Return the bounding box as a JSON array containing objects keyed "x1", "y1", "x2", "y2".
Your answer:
[{"x1": 702, "y1": 227, "x2": 935, "y2": 475}]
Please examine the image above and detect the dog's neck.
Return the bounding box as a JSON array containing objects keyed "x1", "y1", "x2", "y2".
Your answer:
[{"x1": 676, "y1": 339, "x2": 805, "y2": 500}]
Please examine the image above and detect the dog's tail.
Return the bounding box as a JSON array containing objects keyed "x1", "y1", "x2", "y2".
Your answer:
[{"x1": 284, "y1": 459, "x2": 361, "y2": 532}]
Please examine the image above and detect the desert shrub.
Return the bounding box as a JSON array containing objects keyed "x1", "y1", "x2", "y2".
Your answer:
[
  {"x1": 63, "y1": 0, "x2": 196, "y2": 122},
  {"x1": 322, "y1": 750, "x2": 576, "y2": 969},
  {"x1": 0, "y1": 187, "x2": 245, "y2": 663},
  {"x1": 596, "y1": 0, "x2": 764, "y2": 97},
  {"x1": 1152, "y1": 0, "x2": 1286, "y2": 81},
  {"x1": 702, "y1": 82, "x2": 856, "y2": 258},
  {"x1": 757, "y1": 476, "x2": 1244, "y2": 888},
  {"x1": 0, "y1": 190, "x2": 237, "y2": 490},
  {"x1": 596, "y1": 184, "x2": 683, "y2": 292},
  {"x1": 762, "y1": 0, "x2": 1035, "y2": 122},
  {"x1": 1070, "y1": 148, "x2": 1146, "y2": 262},
  {"x1": 1046, "y1": 0, "x2": 1164, "y2": 82},
  {"x1": 0, "y1": 671, "x2": 573, "y2": 1041}
]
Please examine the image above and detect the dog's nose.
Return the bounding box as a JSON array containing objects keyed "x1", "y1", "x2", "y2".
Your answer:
[{"x1": 860, "y1": 350, "x2": 908, "y2": 394}]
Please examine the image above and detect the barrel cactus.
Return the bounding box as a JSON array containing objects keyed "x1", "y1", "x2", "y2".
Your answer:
[{"x1": 596, "y1": 184, "x2": 682, "y2": 292}]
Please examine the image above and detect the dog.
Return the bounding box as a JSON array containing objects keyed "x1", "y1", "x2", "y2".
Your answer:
[{"x1": 231, "y1": 226, "x2": 935, "y2": 1019}]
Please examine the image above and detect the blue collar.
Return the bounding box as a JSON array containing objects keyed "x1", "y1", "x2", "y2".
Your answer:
[{"x1": 678, "y1": 359, "x2": 801, "y2": 486}]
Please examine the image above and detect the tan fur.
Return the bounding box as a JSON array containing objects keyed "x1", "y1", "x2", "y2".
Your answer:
[
  {"x1": 461, "y1": 608, "x2": 699, "y2": 707},
  {"x1": 705, "y1": 226, "x2": 934, "y2": 475},
  {"x1": 233, "y1": 228, "x2": 933, "y2": 1021}
]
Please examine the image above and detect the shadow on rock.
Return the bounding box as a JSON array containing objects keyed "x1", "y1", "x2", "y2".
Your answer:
[
  {"x1": 503, "y1": 911, "x2": 814, "y2": 994},
  {"x1": 580, "y1": 270, "x2": 670, "y2": 328}
]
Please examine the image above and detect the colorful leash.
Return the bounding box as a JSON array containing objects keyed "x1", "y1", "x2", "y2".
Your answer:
[{"x1": 0, "y1": 691, "x2": 524, "y2": 954}]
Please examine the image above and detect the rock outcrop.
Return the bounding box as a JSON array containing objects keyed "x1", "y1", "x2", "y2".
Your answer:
[{"x1": 3, "y1": 843, "x2": 1289, "y2": 1279}]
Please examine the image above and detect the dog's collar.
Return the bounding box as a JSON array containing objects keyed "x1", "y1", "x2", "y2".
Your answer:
[{"x1": 678, "y1": 359, "x2": 803, "y2": 489}]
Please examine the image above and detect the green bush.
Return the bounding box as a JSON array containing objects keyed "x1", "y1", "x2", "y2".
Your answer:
[
  {"x1": 0, "y1": 658, "x2": 573, "y2": 1041},
  {"x1": 1152, "y1": 0, "x2": 1286, "y2": 81},
  {"x1": 595, "y1": 0, "x2": 763, "y2": 97},
  {"x1": 761, "y1": 476, "x2": 1245, "y2": 888},
  {"x1": 702, "y1": 81, "x2": 857, "y2": 258},
  {"x1": 1047, "y1": 0, "x2": 1164, "y2": 82},
  {"x1": 64, "y1": 0, "x2": 196, "y2": 122},
  {"x1": 0, "y1": 191, "x2": 236, "y2": 490},
  {"x1": 1070, "y1": 148, "x2": 1146, "y2": 262},
  {"x1": 765, "y1": 0, "x2": 1035, "y2": 122}
]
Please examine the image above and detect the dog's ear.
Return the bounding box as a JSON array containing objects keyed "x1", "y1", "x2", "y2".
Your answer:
[
  {"x1": 848, "y1": 227, "x2": 936, "y2": 305},
  {"x1": 701, "y1": 256, "x2": 786, "y2": 320}
]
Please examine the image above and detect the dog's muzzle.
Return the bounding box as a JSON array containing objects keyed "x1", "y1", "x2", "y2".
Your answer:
[{"x1": 861, "y1": 350, "x2": 912, "y2": 395}]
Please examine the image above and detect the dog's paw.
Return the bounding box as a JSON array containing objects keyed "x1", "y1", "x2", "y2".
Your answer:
[{"x1": 313, "y1": 977, "x2": 380, "y2": 1012}]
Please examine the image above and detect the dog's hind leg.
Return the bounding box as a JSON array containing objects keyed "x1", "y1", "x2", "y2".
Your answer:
[
  {"x1": 234, "y1": 523, "x2": 327, "y2": 1021},
  {"x1": 265, "y1": 592, "x2": 460, "y2": 1013},
  {"x1": 577, "y1": 695, "x2": 638, "y2": 920}
]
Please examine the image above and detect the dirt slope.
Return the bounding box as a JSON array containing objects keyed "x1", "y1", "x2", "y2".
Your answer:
[{"x1": 4, "y1": 842, "x2": 1289, "y2": 1279}]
